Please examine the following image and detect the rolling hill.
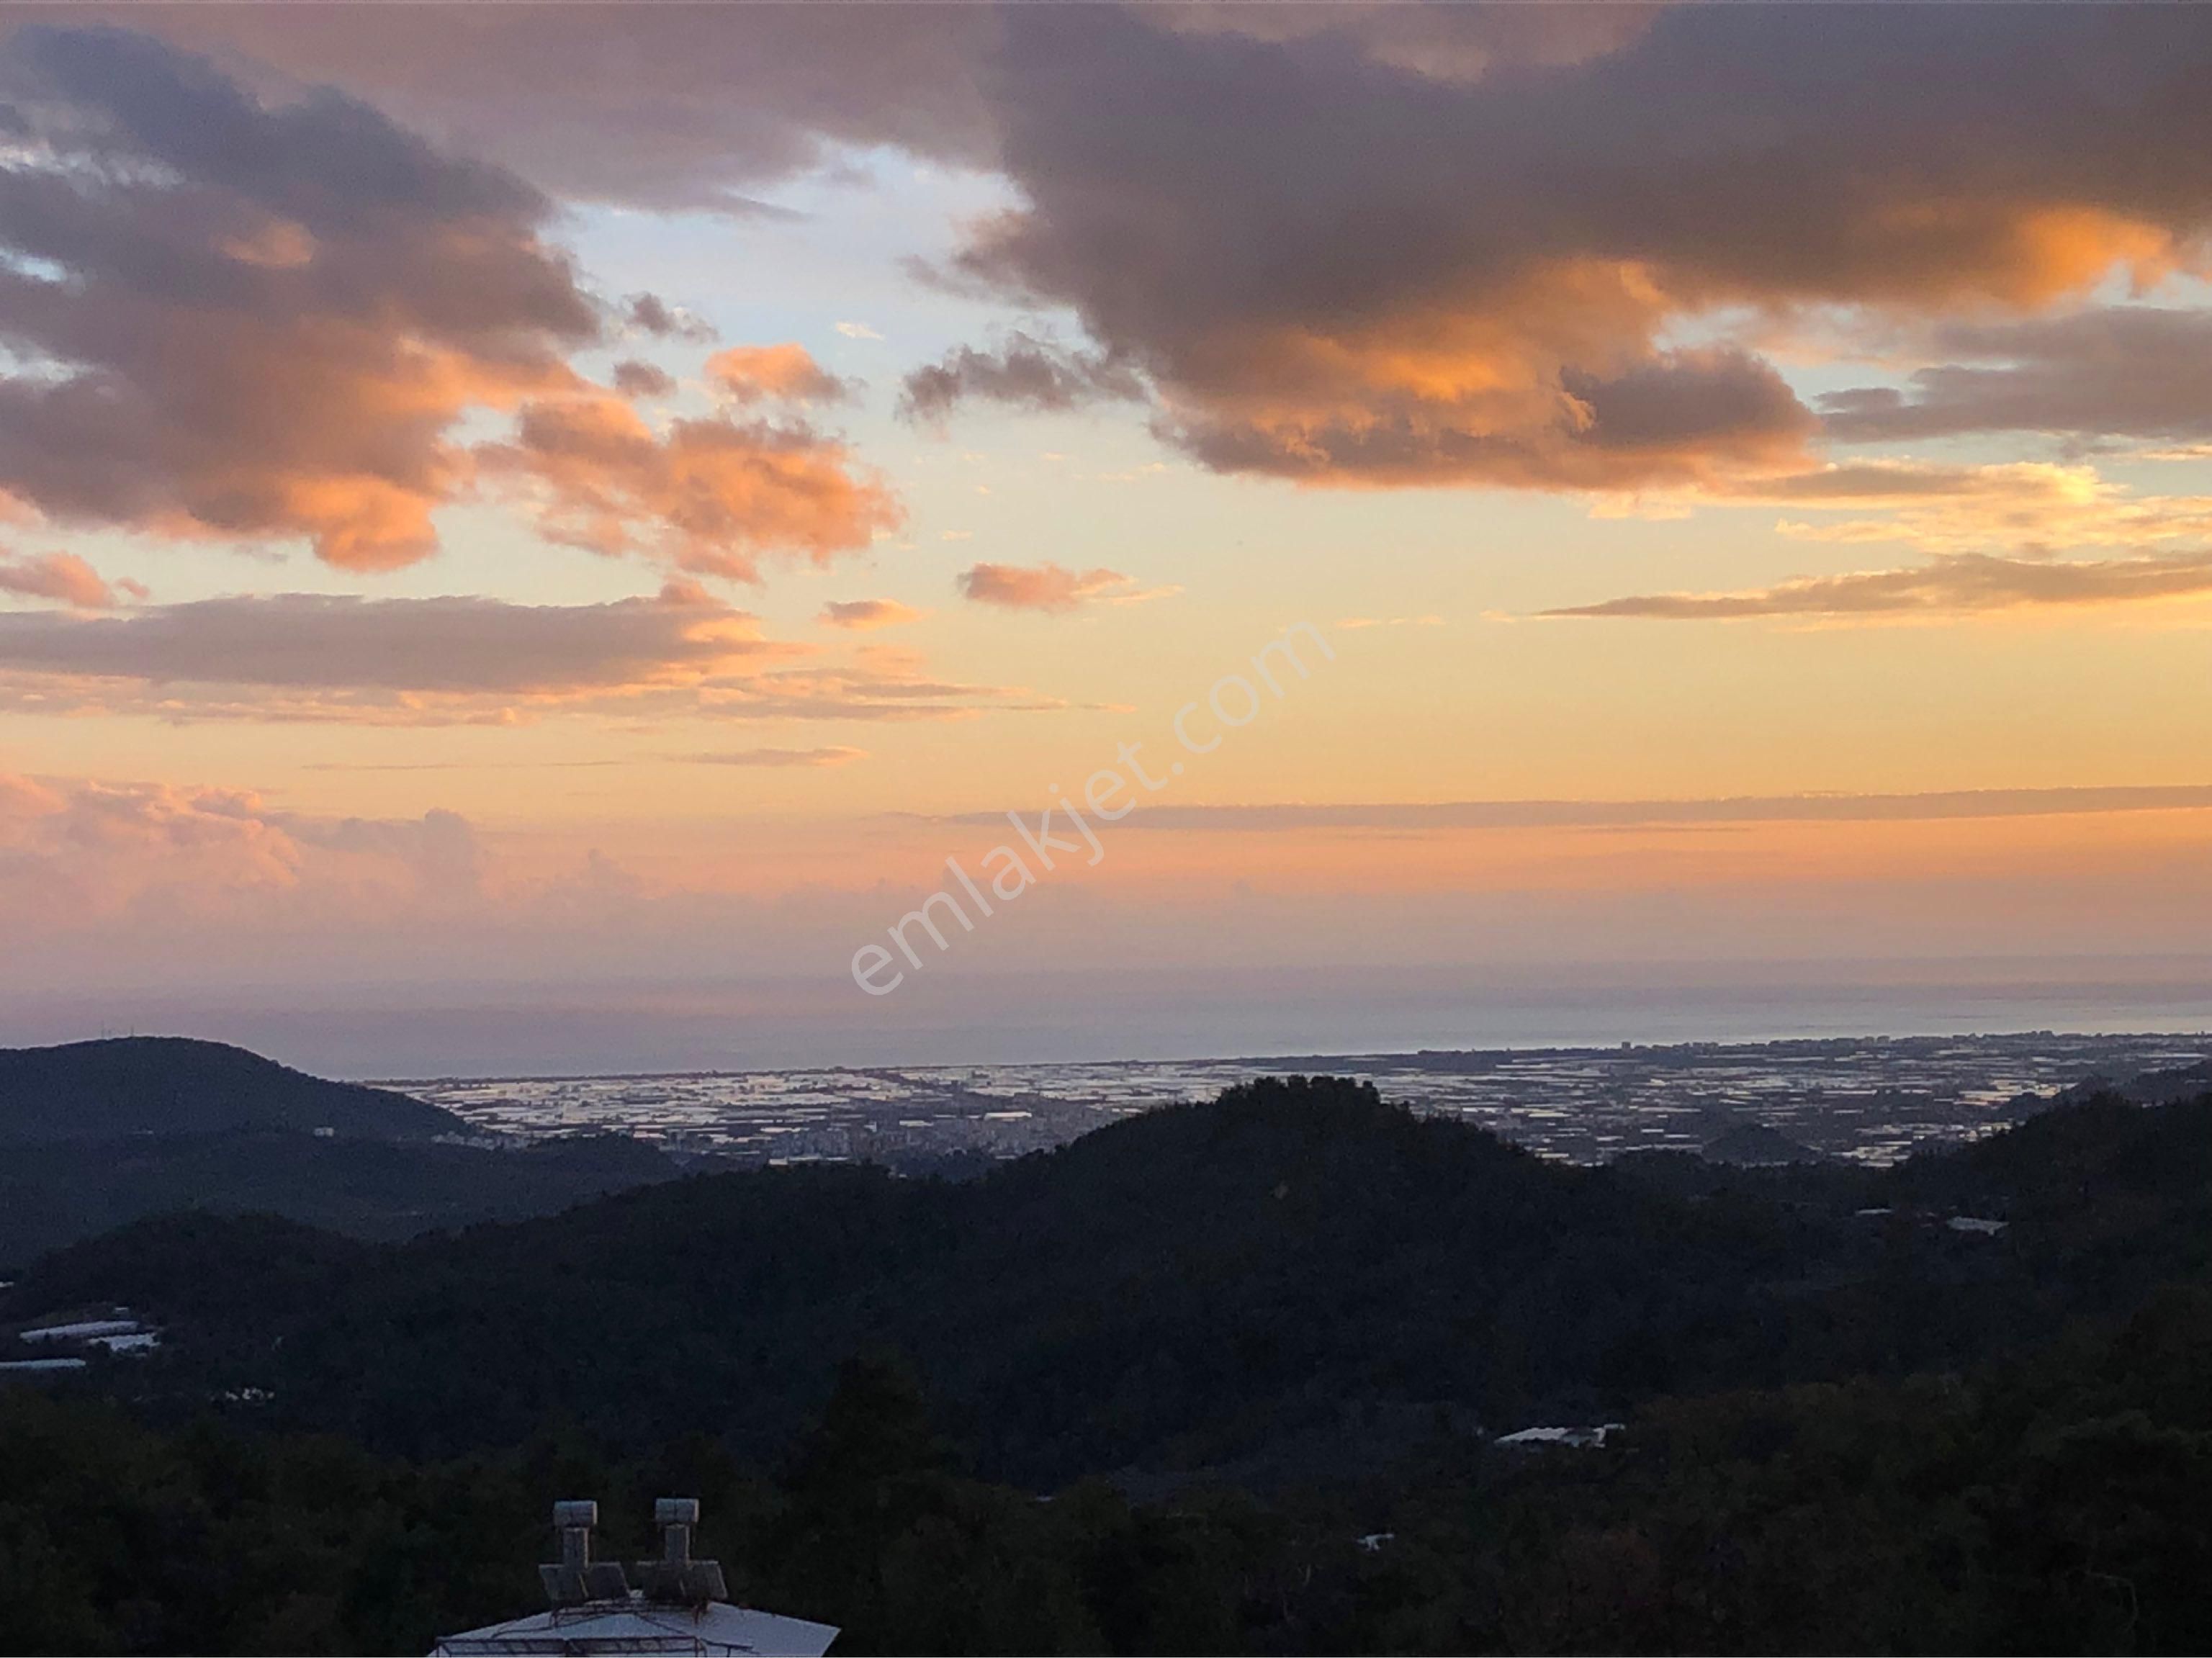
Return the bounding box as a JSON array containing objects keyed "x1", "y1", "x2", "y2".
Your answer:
[
  {"x1": 11, "y1": 1075, "x2": 2204, "y2": 1489},
  {"x1": 0, "y1": 1037, "x2": 681, "y2": 1263},
  {"x1": 0, "y1": 1036, "x2": 464, "y2": 1142}
]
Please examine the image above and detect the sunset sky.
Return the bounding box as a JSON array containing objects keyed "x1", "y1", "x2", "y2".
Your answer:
[{"x1": 7, "y1": 4, "x2": 2212, "y2": 1073}]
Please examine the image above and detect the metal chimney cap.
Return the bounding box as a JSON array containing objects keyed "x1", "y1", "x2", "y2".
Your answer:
[
  {"x1": 553, "y1": 1500, "x2": 598, "y2": 1528},
  {"x1": 654, "y1": 1497, "x2": 700, "y2": 1525}
]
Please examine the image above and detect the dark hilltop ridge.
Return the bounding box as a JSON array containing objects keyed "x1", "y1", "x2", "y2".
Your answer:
[
  {"x1": 0, "y1": 1037, "x2": 678, "y2": 1264},
  {"x1": 0, "y1": 1036, "x2": 464, "y2": 1142},
  {"x1": 2028, "y1": 1053, "x2": 2212, "y2": 1112}
]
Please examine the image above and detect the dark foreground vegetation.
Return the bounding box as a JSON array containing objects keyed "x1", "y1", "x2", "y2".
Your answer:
[{"x1": 2, "y1": 1075, "x2": 2208, "y2": 1654}]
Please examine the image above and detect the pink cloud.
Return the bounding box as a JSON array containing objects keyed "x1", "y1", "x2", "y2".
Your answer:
[
  {"x1": 956, "y1": 561, "x2": 1174, "y2": 613},
  {"x1": 677, "y1": 746, "x2": 867, "y2": 767},
  {"x1": 0, "y1": 551, "x2": 125, "y2": 610},
  {"x1": 0, "y1": 769, "x2": 496, "y2": 933}
]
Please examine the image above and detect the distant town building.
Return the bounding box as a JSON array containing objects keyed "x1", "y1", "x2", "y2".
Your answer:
[{"x1": 430, "y1": 1499, "x2": 838, "y2": 1657}]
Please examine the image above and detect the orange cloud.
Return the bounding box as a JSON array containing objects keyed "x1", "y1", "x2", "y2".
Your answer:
[
  {"x1": 677, "y1": 745, "x2": 867, "y2": 767},
  {"x1": 1747, "y1": 464, "x2": 2212, "y2": 559},
  {"x1": 707, "y1": 344, "x2": 852, "y2": 405},
  {"x1": 1544, "y1": 551, "x2": 2212, "y2": 621},
  {"x1": 482, "y1": 394, "x2": 901, "y2": 582}
]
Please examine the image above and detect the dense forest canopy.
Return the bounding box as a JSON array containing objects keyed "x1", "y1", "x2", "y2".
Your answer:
[{"x1": 1, "y1": 1076, "x2": 2207, "y2": 1654}]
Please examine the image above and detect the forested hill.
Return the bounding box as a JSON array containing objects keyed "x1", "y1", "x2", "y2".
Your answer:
[
  {"x1": 11, "y1": 1076, "x2": 2206, "y2": 1490},
  {"x1": 0, "y1": 1037, "x2": 463, "y2": 1142},
  {"x1": 0, "y1": 1130, "x2": 682, "y2": 1266},
  {"x1": 0, "y1": 1040, "x2": 688, "y2": 1263}
]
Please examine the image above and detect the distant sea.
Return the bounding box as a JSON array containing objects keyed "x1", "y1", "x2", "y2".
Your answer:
[{"x1": 8, "y1": 956, "x2": 2211, "y2": 1080}]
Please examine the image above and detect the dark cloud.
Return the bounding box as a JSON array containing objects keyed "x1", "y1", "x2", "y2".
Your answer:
[
  {"x1": 820, "y1": 598, "x2": 924, "y2": 630},
  {"x1": 1139, "y1": 3, "x2": 1661, "y2": 85},
  {"x1": 34, "y1": 3, "x2": 1004, "y2": 212},
  {"x1": 19, "y1": 5, "x2": 1659, "y2": 214},
  {"x1": 0, "y1": 24, "x2": 596, "y2": 568},
  {"x1": 1822, "y1": 308, "x2": 2212, "y2": 444},
  {"x1": 0, "y1": 584, "x2": 1058, "y2": 724},
  {"x1": 899, "y1": 331, "x2": 1146, "y2": 423},
  {"x1": 18, "y1": 7, "x2": 2212, "y2": 501},
  {"x1": 0, "y1": 27, "x2": 893, "y2": 576},
  {"x1": 938, "y1": 4, "x2": 2212, "y2": 487},
  {"x1": 0, "y1": 584, "x2": 771, "y2": 693},
  {"x1": 622, "y1": 293, "x2": 715, "y2": 343},
  {"x1": 1543, "y1": 551, "x2": 2212, "y2": 619},
  {"x1": 611, "y1": 360, "x2": 676, "y2": 400}
]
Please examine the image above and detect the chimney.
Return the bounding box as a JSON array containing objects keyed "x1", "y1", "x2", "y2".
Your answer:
[
  {"x1": 539, "y1": 1500, "x2": 631, "y2": 1606},
  {"x1": 635, "y1": 1497, "x2": 728, "y2": 1605},
  {"x1": 655, "y1": 1497, "x2": 697, "y2": 1565}
]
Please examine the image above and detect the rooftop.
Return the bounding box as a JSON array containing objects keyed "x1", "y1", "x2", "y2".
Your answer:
[
  {"x1": 430, "y1": 1598, "x2": 839, "y2": 1657},
  {"x1": 429, "y1": 1498, "x2": 837, "y2": 1658}
]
